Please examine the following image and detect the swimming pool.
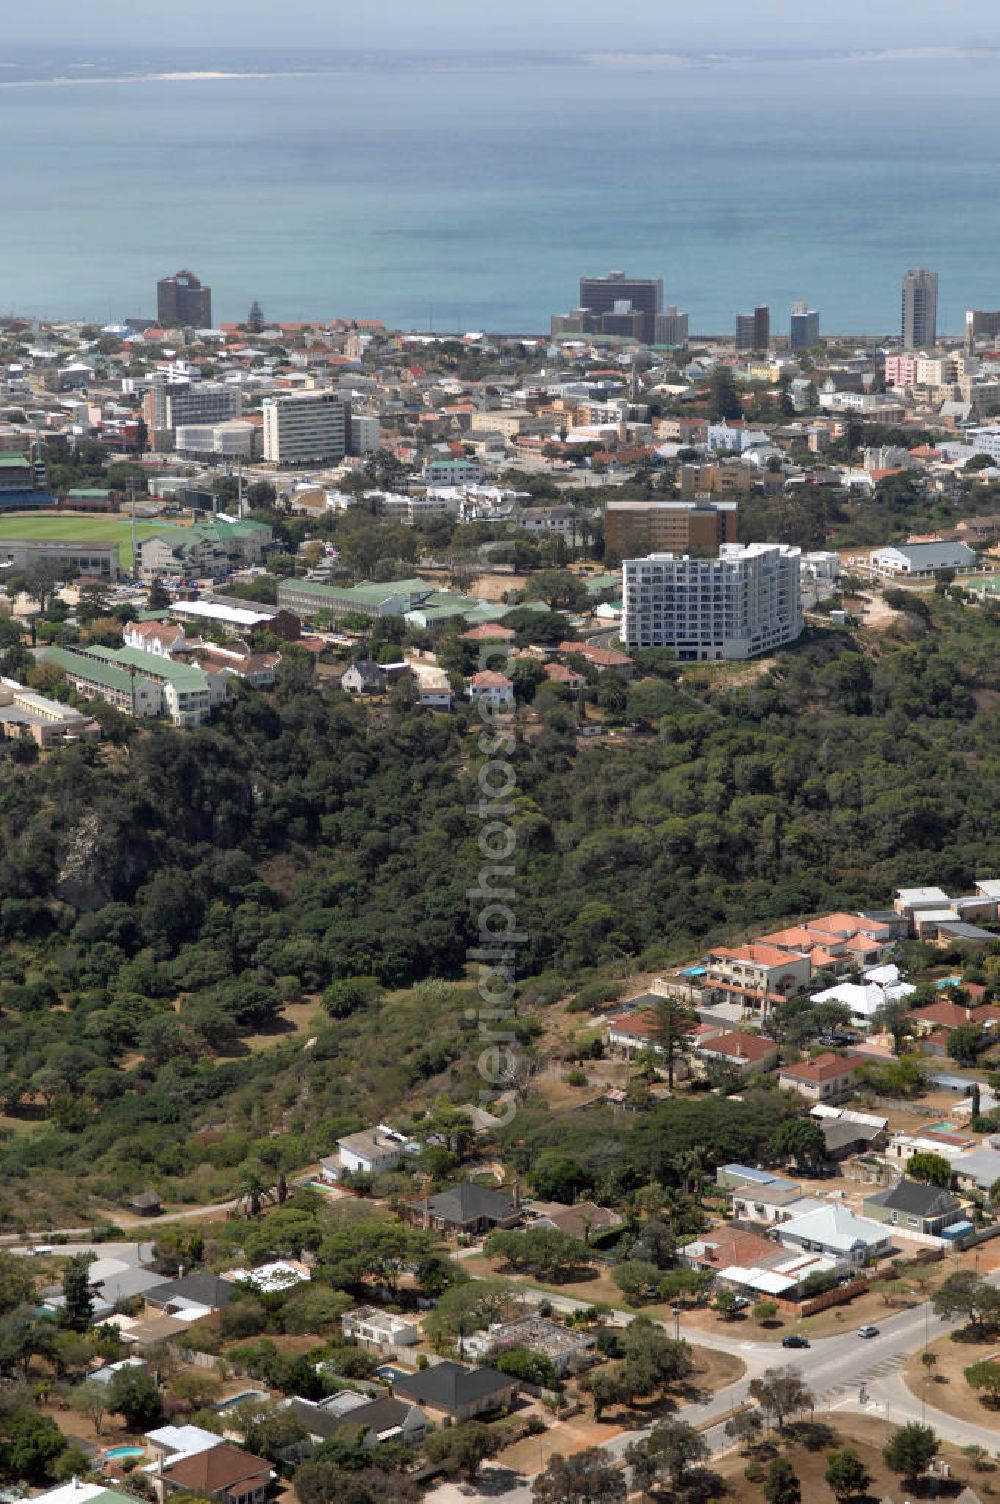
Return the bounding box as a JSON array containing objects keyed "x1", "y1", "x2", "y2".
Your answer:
[
  {"x1": 680, "y1": 965, "x2": 706, "y2": 977},
  {"x1": 936, "y1": 976, "x2": 962, "y2": 989},
  {"x1": 921, "y1": 1120, "x2": 959, "y2": 1133},
  {"x1": 216, "y1": 1389, "x2": 269, "y2": 1411},
  {"x1": 376, "y1": 1363, "x2": 413, "y2": 1384},
  {"x1": 104, "y1": 1447, "x2": 145, "y2": 1461}
]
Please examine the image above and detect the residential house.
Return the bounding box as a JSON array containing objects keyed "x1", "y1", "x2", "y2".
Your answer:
[
  {"x1": 144, "y1": 1273, "x2": 234, "y2": 1318},
  {"x1": 126, "y1": 1189, "x2": 163, "y2": 1217},
  {"x1": 463, "y1": 1315, "x2": 596, "y2": 1377},
  {"x1": 220, "y1": 1261, "x2": 311, "y2": 1294},
  {"x1": 124, "y1": 620, "x2": 187, "y2": 657},
  {"x1": 531, "y1": 1202, "x2": 622, "y2": 1243},
  {"x1": 392, "y1": 1360, "x2": 518, "y2": 1421},
  {"x1": 692, "y1": 1029, "x2": 778, "y2": 1076},
  {"x1": 287, "y1": 1394, "x2": 427, "y2": 1451},
  {"x1": 557, "y1": 640, "x2": 636, "y2": 678},
  {"x1": 462, "y1": 623, "x2": 516, "y2": 645},
  {"x1": 775, "y1": 1204, "x2": 892, "y2": 1265},
  {"x1": 819, "y1": 1117, "x2": 887, "y2": 1160},
  {"x1": 863, "y1": 1179, "x2": 965, "y2": 1236},
  {"x1": 678, "y1": 1224, "x2": 786, "y2": 1273},
  {"x1": 322, "y1": 1125, "x2": 414, "y2": 1180},
  {"x1": 406, "y1": 1182, "x2": 519, "y2": 1235},
  {"x1": 705, "y1": 942, "x2": 812, "y2": 1013},
  {"x1": 544, "y1": 662, "x2": 587, "y2": 691},
  {"x1": 467, "y1": 669, "x2": 514, "y2": 709},
  {"x1": 341, "y1": 659, "x2": 384, "y2": 696},
  {"x1": 730, "y1": 1186, "x2": 820, "y2": 1225},
  {"x1": 778, "y1": 1052, "x2": 868, "y2": 1102},
  {"x1": 340, "y1": 1306, "x2": 420, "y2": 1353},
  {"x1": 152, "y1": 1442, "x2": 273, "y2": 1504},
  {"x1": 716, "y1": 1164, "x2": 801, "y2": 1194}
]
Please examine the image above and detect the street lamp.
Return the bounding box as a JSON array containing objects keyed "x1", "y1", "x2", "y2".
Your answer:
[{"x1": 673, "y1": 1306, "x2": 682, "y2": 1342}]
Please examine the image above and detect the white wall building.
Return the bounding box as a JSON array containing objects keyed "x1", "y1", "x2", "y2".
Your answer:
[
  {"x1": 262, "y1": 390, "x2": 348, "y2": 465},
  {"x1": 175, "y1": 420, "x2": 258, "y2": 460},
  {"x1": 621, "y1": 543, "x2": 803, "y2": 661}
]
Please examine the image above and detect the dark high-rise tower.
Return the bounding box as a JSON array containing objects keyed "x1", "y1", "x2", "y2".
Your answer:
[
  {"x1": 736, "y1": 305, "x2": 770, "y2": 352},
  {"x1": 157, "y1": 269, "x2": 213, "y2": 328},
  {"x1": 578, "y1": 269, "x2": 662, "y2": 344}
]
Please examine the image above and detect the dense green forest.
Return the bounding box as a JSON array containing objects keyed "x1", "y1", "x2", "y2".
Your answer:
[{"x1": 2, "y1": 596, "x2": 1000, "y2": 1221}]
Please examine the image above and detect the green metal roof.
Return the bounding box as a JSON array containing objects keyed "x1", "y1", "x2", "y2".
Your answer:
[
  {"x1": 67, "y1": 488, "x2": 112, "y2": 497},
  {"x1": 0, "y1": 454, "x2": 31, "y2": 468},
  {"x1": 87, "y1": 645, "x2": 210, "y2": 690},
  {"x1": 42, "y1": 646, "x2": 139, "y2": 694},
  {"x1": 278, "y1": 577, "x2": 432, "y2": 606}
]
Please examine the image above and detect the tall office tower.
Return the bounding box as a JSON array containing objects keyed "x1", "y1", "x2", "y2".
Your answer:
[
  {"x1": 736, "y1": 305, "x2": 770, "y2": 352},
  {"x1": 605, "y1": 499, "x2": 738, "y2": 561},
  {"x1": 966, "y1": 309, "x2": 1000, "y2": 351},
  {"x1": 654, "y1": 306, "x2": 689, "y2": 346},
  {"x1": 157, "y1": 269, "x2": 213, "y2": 328},
  {"x1": 621, "y1": 543, "x2": 803, "y2": 661},
  {"x1": 578, "y1": 269, "x2": 662, "y2": 343},
  {"x1": 262, "y1": 390, "x2": 348, "y2": 465},
  {"x1": 901, "y1": 268, "x2": 938, "y2": 351},
  {"x1": 789, "y1": 302, "x2": 820, "y2": 350}
]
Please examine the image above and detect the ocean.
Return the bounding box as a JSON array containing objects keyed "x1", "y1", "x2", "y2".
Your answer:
[{"x1": 1, "y1": 44, "x2": 999, "y2": 333}]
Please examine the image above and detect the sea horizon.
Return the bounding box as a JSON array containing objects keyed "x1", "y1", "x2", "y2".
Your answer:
[{"x1": 2, "y1": 42, "x2": 998, "y2": 333}]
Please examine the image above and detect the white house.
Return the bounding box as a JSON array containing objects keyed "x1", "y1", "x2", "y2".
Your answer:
[
  {"x1": 467, "y1": 670, "x2": 514, "y2": 709},
  {"x1": 341, "y1": 1305, "x2": 419, "y2": 1352},
  {"x1": 776, "y1": 1204, "x2": 892, "y2": 1265},
  {"x1": 323, "y1": 1125, "x2": 416, "y2": 1180}
]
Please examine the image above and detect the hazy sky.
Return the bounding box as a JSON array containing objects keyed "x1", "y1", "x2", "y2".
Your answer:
[{"x1": 4, "y1": 0, "x2": 999, "y2": 50}]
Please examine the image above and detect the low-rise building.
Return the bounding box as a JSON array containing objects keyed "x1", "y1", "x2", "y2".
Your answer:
[
  {"x1": 0, "y1": 676, "x2": 101, "y2": 747},
  {"x1": 463, "y1": 1315, "x2": 596, "y2": 1376},
  {"x1": 42, "y1": 646, "x2": 162, "y2": 719},
  {"x1": 776, "y1": 1204, "x2": 892, "y2": 1265},
  {"x1": 705, "y1": 942, "x2": 812, "y2": 1013},
  {"x1": 778, "y1": 1052, "x2": 868, "y2": 1102},
  {"x1": 863, "y1": 1179, "x2": 965, "y2": 1236},
  {"x1": 392, "y1": 1360, "x2": 518, "y2": 1422},
  {"x1": 692, "y1": 1029, "x2": 778, "y2": 1075},
  {"x1": 467, "y1": 669, "x2": 514, "y2": 709},
  {"x1": 406, "y1": 1182, "x2": 519, "y2": 1235},
  {"x1": 869, "y1": 540, "x2": 977, "y2": 578},
  {"x1": 341, "y1": 1306, "x2": 420, "y2": 1352}
]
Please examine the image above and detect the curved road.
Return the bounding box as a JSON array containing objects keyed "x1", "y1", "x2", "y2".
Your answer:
[{"x1": 431, "y1": 1279, "x2": 1000, "y2": 1503}]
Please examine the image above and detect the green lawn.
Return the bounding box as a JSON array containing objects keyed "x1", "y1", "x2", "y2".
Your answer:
[{"x1": 0, "y1": 513, "x2": 191, "y2": 568}]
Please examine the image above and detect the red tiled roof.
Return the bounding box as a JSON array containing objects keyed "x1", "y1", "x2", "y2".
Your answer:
[
  {"x1": 160, "y1": 1444, "x2": 270, "y2": 1495},
  {"x1": 470, "y1": 670, "x2": 512, "y2": 688},
  {"x1": 711, "y1": 942, "x2": 809, "y2": 969},
  {"x1": 695, "y1": 1030, "x2": 775, "y2": 1063},
  {"x1": 462, "y1": 624, "x2": 516, "y2": 642},
  {"x1": 781, "y1": 1052, "x2": 867, "y2": 1084}
]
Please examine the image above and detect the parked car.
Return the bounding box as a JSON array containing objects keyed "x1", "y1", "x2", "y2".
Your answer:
[
  {"x1": 858, "y1": 1325, "x2": 879, "y2": 1338},
  {"x1": 782, "y1": 1334, "x2": 810, "y2": 1349}
]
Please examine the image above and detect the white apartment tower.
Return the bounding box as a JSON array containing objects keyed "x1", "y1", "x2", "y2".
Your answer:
[
  {"x1": 621, "y1": 543, "x2": 803, "y2": 660},
  {"x1": 262, "y1": 390, "x2": 348, "y2": 465}
]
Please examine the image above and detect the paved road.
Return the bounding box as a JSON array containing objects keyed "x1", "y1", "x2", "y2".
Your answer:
[{"x1": 430, "y1": 1282, "x2": 1000, "y2": 1504}]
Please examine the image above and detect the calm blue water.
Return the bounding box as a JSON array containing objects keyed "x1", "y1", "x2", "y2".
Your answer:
[{"x1": 2, "y1": 46, "x2": 999, "y2": 332}]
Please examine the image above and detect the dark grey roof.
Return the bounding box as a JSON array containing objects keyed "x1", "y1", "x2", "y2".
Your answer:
[
  {"x1": 822, "y1": 1120, "x2": 881, "y2": 1151},
  {"x1": 144, "y1": 1272, "x2": 233, "y2": 1309},
  {"x1": 329, "y1": 1396, "x2": 422, "y2": 1437},
  {"x1": 394, "y1": 1361, "x2": 514, "y2": 1411},
  {"x1": 935, "y1": 921, "x2": 995, "y2": 940},
  {"x1": 422, "y1": 1182, "x2": 516, "y2": 1225},
  {"x1": 866, "y1": 1179, "x2": 961, "y2": 1218}
]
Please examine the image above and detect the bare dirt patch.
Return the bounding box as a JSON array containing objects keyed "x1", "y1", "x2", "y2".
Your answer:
[
  {"x1": 717, "y1": 1412, "x2": 984, "y2": 1504},
  {"x1": 902, "y1": 1328, "x2": 1000, "y2": 1431}
]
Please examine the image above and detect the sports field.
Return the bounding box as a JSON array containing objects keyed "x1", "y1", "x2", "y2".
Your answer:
[
  {"x1": 0, "y1": 513, "x2": 190, "y2": 568},
  {"x1": 963, "y1": 572, "x2": 1000, "y2": 596}
]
